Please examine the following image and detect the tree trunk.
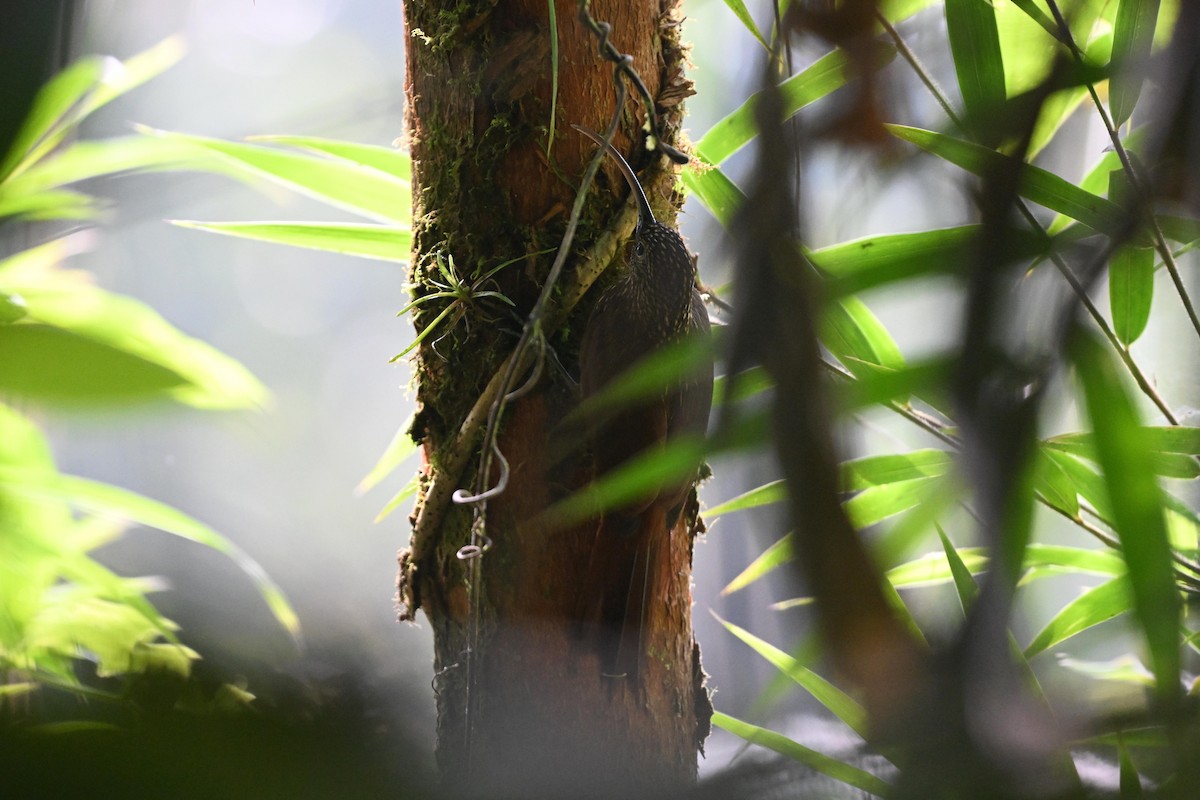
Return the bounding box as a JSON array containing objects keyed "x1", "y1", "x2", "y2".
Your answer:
[{"x1": 396, "y1": 0, "x2": 709, "y2": 794}]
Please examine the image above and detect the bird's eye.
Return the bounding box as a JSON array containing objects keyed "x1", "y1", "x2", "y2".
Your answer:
[{"x1": 633, "y1": 241, "x2": 646, "y2": 258}]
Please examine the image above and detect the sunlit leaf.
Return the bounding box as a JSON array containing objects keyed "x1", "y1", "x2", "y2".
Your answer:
[
  {"x1": 0, "y1": 324, "x2": 187, "y2": 403},
  {"x1": 718, "y1": 0, "x2": 771, "y2": 52},
  {"x1": 694, "y1": 45, "x2": 895, "y2": 167},
  {"x1": 706, "y1": 480, "x2": 785, "y2": 519},
  {"x1": 823, "y1": 297, "x2": 906, "y2": 379},
  {"x1": 716, "y1": 615, "x2": 868, "y2": 737},
  {"x1": 938, "y1": 526, "x2": 980, "y2": 614},
  {"x1": 1109, "y1": 243, "x2": 1154, "y2": 346},
  {"x1": 357, "y1": 413, "x2": 417, "y2": 495},
  {"x1": 1046, "y1": 428, "x2": 1200, "y2": 480},
  {"x1": 713, "y1": 712, "x2": 891, "y2": 797},
  {"x1": 374, "y1": 474, "x2": 420, "y2": 524},
  {"x1": 1071, "y1": 332, "x2": 1180, "y2": 700},
  {"x1": 0, "y1": 57, "x2": 105, "y2": 181},
  {"x1": 0, "y1": 470, "x2": 300, "y2": 640},
  {"x1": 846, "y1": 476, "x2": 943, "y2": 529},
  {"x1": 171, "y1": 221, "x2": 411, "y2": 263},
  {"x1": 249, "y1": 135, "x2": 411, "y2": 181},
  {"x1": 141, "y1": 128, "x2": 411, "y2": 224},
  {"x1": 886, "y1": 546, "x2": 987, "y2": 589},
  {"x1": 1058, "y1": 654, "x2": 1155, "y2": 687},
  {"x1": 1024, "y1": 577, "x2": 1131, "y2": 658},
  {"x1": 843, "y1": 450, "x2": 953, "y2": 490},
  {"x1": 680, "y1": 162, "x2": 745, "y2": 226},
  {"x1": 2, "y1": 244, "x2": 269, "y2": 410},
  {"x1": 723, "y1": 533, "x2": 791, "y2": 595}
]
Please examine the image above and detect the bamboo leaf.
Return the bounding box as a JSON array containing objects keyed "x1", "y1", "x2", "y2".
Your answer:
[
  {"x1": 1110, "y1": 0, "x2": 1161, "y2": 127},
  {"x1": 716, "y1": 615, "x2": 869, "y2": 737},
  {"x1": 141, "y1": 128, "x2": 411, "y2": 224},
  {"x1": 171, "y1": 221, "x2": 411, "y2": 263},
  {"x1": 1024, "y1": 577, "x2": 1131, "y2": 658},
  {"x1": 718, "y1": 0, "x2": 771, "y2": 53},
  {"x1": 1109, "y1": 245, "x2": 1154, "y2": 345},
  {"x1": 822, "y1": 297, "x2": 906, "y2": 379},
  {"x1": 846, "y1": 476, "x2": 943, "y2": 529},
  {"x1": 887, "y1": 124, "x2": 1125, "y2": 233},
  {"x1": 712, "y1": 712, "x2": 891, "y2": 797},
  {"x1": 706, "y1": 480, "x2": 785, "y2": 519},
  {"x1": 843, "y1": 450, "x2": 953, "y2": 490},
  {"x1": 723, "y1": 534, "x2": 791, "y2": 595},
  {"x1": 0, "y1": 469, "x2": 300, "y2": 639},
  {"x1": 248, "y1": 135, "x2": 411, "y2": 180},
  {"x1": 680, "y1": 162, "x2": 745, "y2": 227},
  {"x1": 938, "y1": 526, "x2": 980, "y2": 614},
  {"x1": 539, "y1": 435, "x2": 707, "y2": 528},
  {"x1": 356, "y1": 413, "x2": 417, "y2": 495},
  {"x1": 1071, "y1": 332, "x2": 1181, "y2": 701},
  {"x1": 945, "y1": 0, "x2": 1006, "y2": 132}
]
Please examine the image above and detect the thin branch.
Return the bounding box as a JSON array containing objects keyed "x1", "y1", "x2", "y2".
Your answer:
[{"x1": 1044, "y1": 0, "x2": 1200, "y2": 343}]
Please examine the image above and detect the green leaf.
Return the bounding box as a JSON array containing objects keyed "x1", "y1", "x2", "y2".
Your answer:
[
  {"x1": 945, "y1": 0, "x2": 1006, "y2": 131},
  {"x1": 680, "y1": 162, "x2": 745, "y2": 227},
  {"x1": 1109, "y1": 244, "x2": 1154, "y2": 345},
  {"x1": 540, "y1": 434, "x2": 706, "y2": 529},
  {"x1": 1110, "y1": 0, "x2": 1161, "y2": 127},
  {"x1": 813, "y1": 225, "x2": 1041, "y2": 299},
  {"x1": 5, "y1": 135, "x2": 199, "y2": 196},
  {"x1": 0, "y1": 188, "x2": 98, "y2": 222},
  {"x1": 1058, "y1": 655, "x2": 1155, "y2": 687},
  {"x1": 718, "y1": 0, "x2": 771, "y2": 52},
  {"x1": 1024, "y1": 577, "x2": 1131, "y2": 658},
  {"x1": 712, "y1": 712, "x2": 891, "y2": 797},
  {"x1": 1, "y1": 469, "x2": 300, "y2": 639},
  {"x1": 248, "y1": 135, "x2": 411, "y2": 181},
  {"x1": 842, "y1": 450, "x2": 953, "y2": 490},
  {"x1": 723, "y1": 534, "x2": 791, "y2": 595},
  {"x1": 1, "y1": 38, "x2": 186, "y2": 182},
  {"x1": 356, "y1": 413, "x2": 417, "y2": 495},
  {"x1": 706, "y1": 480, "x2": 785, "y2": 519},
  {"x1": 1028, "y1": 86, "x2": 1088, "y2": 158},
  {"x1": 1119, "y1": 738, "x2": 1146, "y2": 798},
  {"x1": 2, "y1": 242, "x2": 269, "y2": 410},
  {"x1": 886, "y1": 546, "x2": 988, "y2": 589},
  {"x1": 1071, "y1": 332, "x2": 1181, "y2": 700},
  {"x1": 822, "y1": 297, "x2": 906, "y2": 379},
  {"x1": 887, "y1": 124, "x2": 1125, "y2": 233},
  {"x1": 938, "y1": 526, "x2": 980, "y2": 614},
  {"x1": 373, "y1": 474, "x2": 420, "y2": 524},
  {"x1": 716, "y1": 615, "x2": 869, "y2": 737},
  {"x1": 695, "y1": 46, "x2": 895, "y2": 167},
  {"x1": 0, "y1": 324, "x2": 187, "y2": 403},
  {"x1": 834, "y1": 357, "x2": 952, "y2": 413},
  {"x1": 1046, "y1": 428, "x2": 1200, "y2": 480},
  {"x1": 172, "y1": 221, "x2": 411, "y2": 263},
  {"x1": 0, "y1": 57, "x2": 105, "y2": 181},
  {"x1": 142, "y1": 128, "x2": 411, "y2": 224},
  {"x1": 846, "y1": 476, "x2": 944, "y2": 529},
  {"x1": 1034, "y1": 446, "x2": 1080, "y2": 518}
]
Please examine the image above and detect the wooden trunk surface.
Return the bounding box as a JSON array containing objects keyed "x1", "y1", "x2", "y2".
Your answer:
[{"x1": 400, "y1": 0, "x2": 706, "y2": 793}]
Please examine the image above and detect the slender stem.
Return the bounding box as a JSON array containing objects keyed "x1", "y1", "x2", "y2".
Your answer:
[
  {"x1": 1043, "y1": 0, "x2": 1200, "y2": 343},
  {"x1": 1013, "y1": 202, "x2": 1179, "y2": 425},
  {"x1": 876, "y1": 11, "x2": 964, "y2": 133},
  {"x1": 881, "y1": 11, "x2": 1179, "y2": 425}
]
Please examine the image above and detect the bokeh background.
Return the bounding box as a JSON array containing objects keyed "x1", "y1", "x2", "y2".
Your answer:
[{"x1": 42, "y1": 0, "x2": 1198, "y2": 779}]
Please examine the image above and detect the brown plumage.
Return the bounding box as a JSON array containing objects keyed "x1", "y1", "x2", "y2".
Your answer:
[{"x1": 572, "y1": 125, "x2": 713, "y2": 680}]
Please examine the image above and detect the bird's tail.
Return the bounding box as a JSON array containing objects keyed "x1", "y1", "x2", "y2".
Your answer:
[{"x1": 575, "y1": 505, "x2": 668, "y2": 681}]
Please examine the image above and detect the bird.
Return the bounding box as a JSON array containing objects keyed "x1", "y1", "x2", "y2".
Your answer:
[{"x1": 571, "y1": 124, "x2": 713, "y2": 680}]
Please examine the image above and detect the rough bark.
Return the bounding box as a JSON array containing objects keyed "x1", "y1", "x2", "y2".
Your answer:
[{"x1": 396, "y1": 0, "x2": 709, "y2": 794}]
